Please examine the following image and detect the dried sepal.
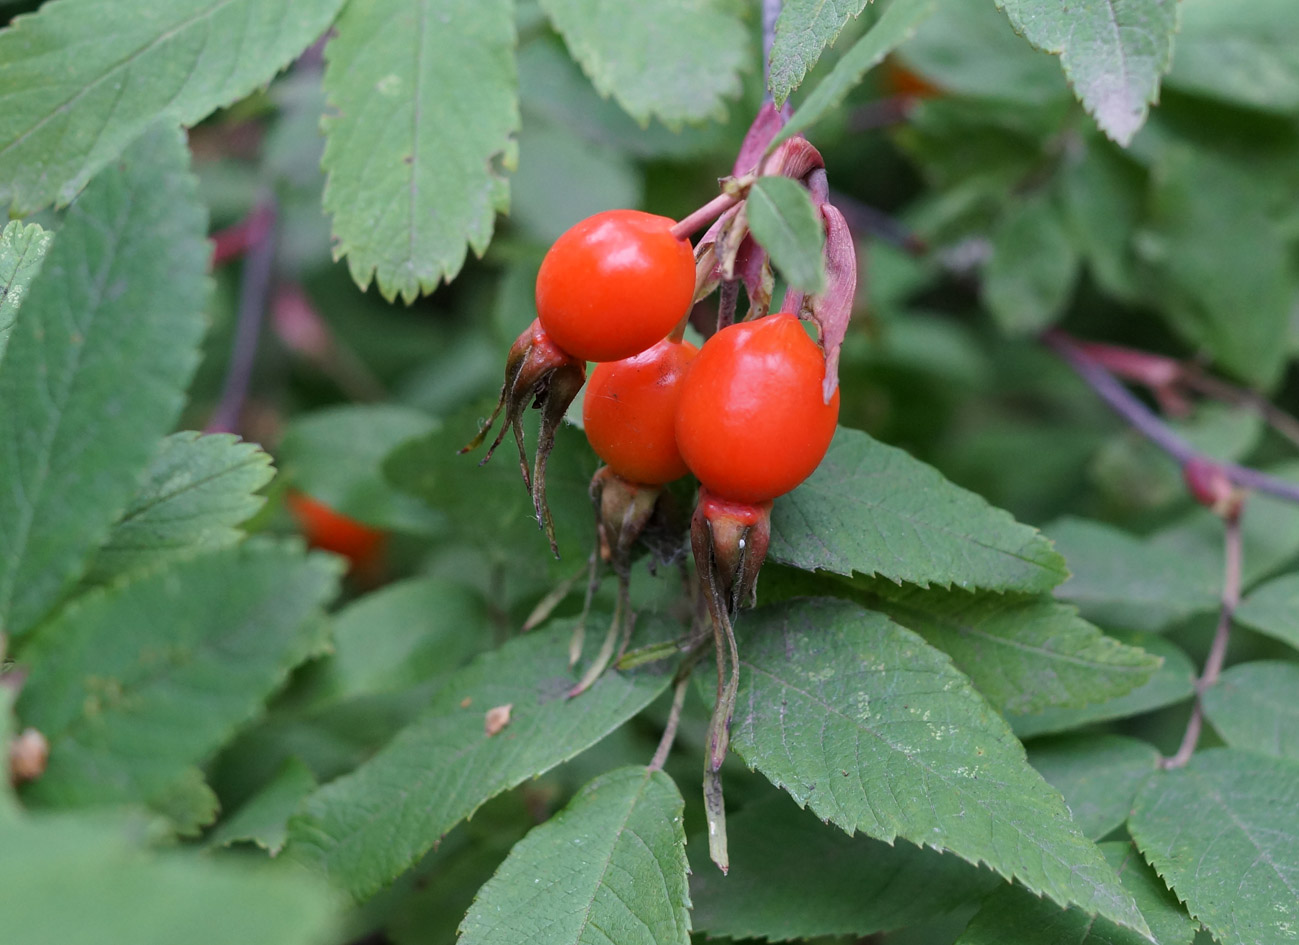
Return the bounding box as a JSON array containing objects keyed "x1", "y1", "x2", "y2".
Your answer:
[
  {"x1": 807, "y1": 203, "x2": 859, "y2": 403},
  {"x1": 690, "y1": 490, "x2": 773, "y2": 873},
  {"x1": 461, "y1": 318, "x2": 586, "y2": 557}
]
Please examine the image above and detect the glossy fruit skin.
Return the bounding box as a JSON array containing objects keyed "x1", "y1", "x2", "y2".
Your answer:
[
  {"x1": 676, "y1": 313, "x2": 839, "y2": 504},
  {"x1": 536, "y1": 209, "x2": 696, "y2": 363},
  {"x1": 287, "y1": 492, "x2": 386, "y2": 571},
  {"x1": 584, "y1": 338, "x2": 699, "y2": 485}
]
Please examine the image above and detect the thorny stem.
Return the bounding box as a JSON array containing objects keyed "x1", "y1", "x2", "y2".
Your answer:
[
  {"x1": 206, "y1": 197, "x2": 277, "y2": 434},
  {"x1": 671, "y1": 191, "x2": 743, "y2": 241},
  {"x1": 1163, "y1": 501, "x2": 1244, "y2": 769},
  {"x1": 1044, "y1": 331, "x2": 1299, "y2": 506}
]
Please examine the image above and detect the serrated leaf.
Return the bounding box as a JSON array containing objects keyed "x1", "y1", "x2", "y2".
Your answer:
[
  {"x1": 866, "y1": 585, "x2": 1159, "y2": 715},
  {"x1": 0, "y1": 220, "x2": 50, "y2": 364},
  {"x1": 1046, "y1": 517, "x2": 1220, "y2": 632},
  {"x1": 1202, "y1": 662, "x2": 1299, "y2": 760},
  {"x1": 321, "y1": 0, "x2": 518, "y2": 303},
  {"x1": 1164, "y1": 0, "x2": 1299, "y2": 113},
  {"x1": 769, "y1": 427, "x2": 1068, "y2": 593},
  {"x1": 746, "y1": 176, "x2": 827, "y2": 294},
  {"x1": 537, "y1": 0, "x2": 745, "y2": 127},
  {"x1": 279, "y1": 404, "x2": 440, "y2": 533},
  {"x1": 1010, "y1": 632, "x2": 1195, "y2": 740},
  {"x1": 459, "y1": 766, "x2": 689, "y2": 945},
  {"x1": 957, "y1": 841, "x2": 1196, "y2": 945},
  {"x1": 727, "y1": 597, "x2": 1149, "y2": 936},
  {"x1": 0, "y1": 0, "x2": 345, "y2": 213},
  {"x1": 688, "y1": 791, "x2": 1000, "y2": 942},
  {"x1": 152, "y1": 766, "x2": 222, "y2": 837},
  {"x1": 994, "y1": 0, "x2": 1178, "y2": 146},
  {"x1": 3, "y1": 811, "x2": 339, "y2": 944},
  {"x1": 0, "y1": 123, "x2": 209, "y2": 638},
  {"x1": 982, "y1": 192, "x2": 1079, "y2": 334},
  {"x1": 768, "y1": 0, "x2": 871, "y2": 106},
  {"x1": 1029, "y1": 735, "x2": 1161, "y2": 841},
  {"x1": 287, "y1": 623, "x2": 672, "y2": 899},
  {"x1": 773, "y1": 0, "x2": 936, "y2": 149},
  {"x1": 83, "y1": 432, "x2": 274, "y2": 586},
  {"x1": 208, "y1": 758, "x2": 318, "y2": 855},
  {"x1": 1130, "y1": 749, "x2": 1299, "y2": 945},
  {"x1": 1141, "y1": 148, "x2": 1294, "y2": 388},
  {"x1": 16, "y1": 541, "x2": 341, "y2": 815},
  {"x1": 1235, "y1": 575, "x2": 1299, "y2": 653}
]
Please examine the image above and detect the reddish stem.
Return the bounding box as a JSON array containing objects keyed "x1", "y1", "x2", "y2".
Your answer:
[{"x1": 671, "y1": 192, "x2": 744, "y2": 241}]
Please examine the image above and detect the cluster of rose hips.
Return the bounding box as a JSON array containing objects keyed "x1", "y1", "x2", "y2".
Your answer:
[{"x1": 467, "y1": 144, "x2": 847, "y2": 871}]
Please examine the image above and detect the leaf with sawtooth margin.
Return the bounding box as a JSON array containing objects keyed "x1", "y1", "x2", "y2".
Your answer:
[
  {"x1": 0, "y1": 0, "x2": 346, "y2": 213},
  {"x1": 537, "y1": 0, "x2": 746, "y2": 127},
  {"x1": 459, "y1": 766, "x2": 690, "y2": 945},
  {"x1": 1130, "y1": 748, "x2": 1299, "y2": 945},
  {"x1": 286, "y1": 621, "x2": 672, "y2": 900},
  {"x1": 994, "y1": 0, "x2": 1178, "y2": 146},
  {"x1": 321, "y1": 0, "x2": 519, "y2": 302},
  {"x1": 0, "y1": 123, "x2": 209, "y2": 638},
  {"x1": 769, "y1": 427, "x2": 1068, "y2": 593},
  {"x1": 768, "y1": 0, "x2": 871, "y2": 106},
  {"x1": 726, "y1": 597, "x2": 1149, "y2": 936}
]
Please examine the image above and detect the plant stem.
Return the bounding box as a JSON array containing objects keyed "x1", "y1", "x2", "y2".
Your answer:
[
  {"x1": 1164, "y1": 501, "x2": 1244, "y2": 769},
  {"x1": 1044, "y1": 330, "x2": 1299, "y2": 505},
  {"x1": 762, "y1": 0, "x2": 781, "y2": 100},
  {"x1": 206, "y1": 197, "x2": 277, "y2": 435},
  {"x1": 671, "y1": 192, "x2": 743, "y2": 241}
]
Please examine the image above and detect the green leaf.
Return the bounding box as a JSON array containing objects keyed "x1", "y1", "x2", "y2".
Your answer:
[
  {"x1": 994, "y1": 0, "x2": 1178, "y2": 146},
  {"x1": 865, "y1": 585, "x2": 1160, "y2": 715},
  {"x1": 279, "y1": 404, "x2": 440, "y2": 533},
  {"x1": 0, "y1": 220, "x2": 50, "y2": 365},
  {"x1": 0, "y1": 123, "x2": 209, "y2": 638},
  {"x1": 728, "y1": 598, "x2": 1149, "y2": 936},
  {"x1": 774, "y1": 0, "x2": 936, "y2": 149},
  {"x1": 83, "y1": 432, "x2": 274, "y2": 586},
  {"x1": 1235, "y1": 574, "x2": 1299, "y2": 653},
  {"x1": 1010, "y1": 632, "x2": 1195, "y2": 740},
  {"x1": 459, "y1": 766, "x2": 690, "y2": 945},
  {"x1": 1202, "y1": 662, "x2": 1299, "y2": 760},
  {"x1": 0, "y1": 0, "x2": 346, "y2": 213},
  {"x1": 208, "y1": 758, "x2": 318, "y2": 855},
  {"x1": 982, "y1": 192, "x2": 1080, "y2": 334},
  {"x1": 1164, "y1": 0, "x2": 1299, "y2": 113},
  {"x1": 286, "y1": 622, "x2": 673, "y2": 899},
  {"x1": 302, "y1": 575, "x2": 490, "y2": 706},
  {"x1": 1059, "y1": 134, "x2": 1145, "y2": 301},
  {"x1": 897, "y1": 0, "x2": 1070, "y2": 104},
  {"x1": 1028, "y1": 735, "x2": 1161, "y2": 841},
  {"x1": 16, "y1": 541, "x2": 341, "y2": 815},
  {"x1": 152, "y1": 766, "x2": 222, "y2": 837},
  {"x1": 769, "y1": 427, "x2": 1068, "y2": 593},
  {"x1": 1046, "y1": 517, "x2": 1220, "y2": 632},
  {"x1": 768, "y1": 0, "x2": 870, "y2": 106},
  {"x1": 2, "y1": 811, "x2": 340, "y2": 944},
  {"x1": 384, "y1": 404, "x2": 597, "y2": 566},
  {"x1": 688, "y1": 792, "x2": 1001, "y2": 941},
  {"x1": 537, "y1": 0, "x2": 745, "y2": 127},
  {"x1": 321, "y1": 0, "x2": 519, "y2": 303},
  {"x1": 956, "y1": 841, "x2": 1196, "y2": 945},
  {"x1": 1140, "y1": 148, "x2": 1294, "y2": 387},
  {"x1": 746, "y1": 176, "x2": 827, "y2": 294},
  {"x1": 1130, "y1": 749, "x2": 1299, "y2": 945}
]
